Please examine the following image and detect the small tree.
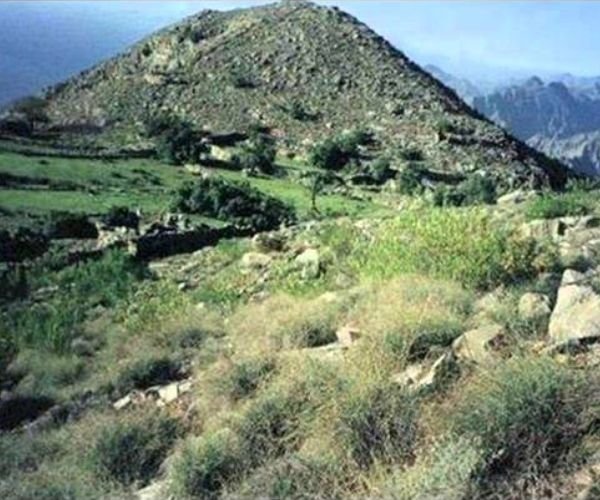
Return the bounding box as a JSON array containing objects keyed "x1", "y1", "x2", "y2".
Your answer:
[
  {"x1": 232, "y1": 133, "x2": 276, "y2": 175},
  {"x1": 155, "y1": 120, "x2": 208, "y2": 166},
  {"x1": 12, "y1": 96, "x2": 49, "y2": 131},
  {"x1": 309, "y1": 171, "x2": 337, "y2": 214}
]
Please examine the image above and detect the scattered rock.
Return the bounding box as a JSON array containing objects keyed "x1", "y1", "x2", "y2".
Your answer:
[
  {"x1": 518, "y1": 292, "x2": 552, "y2": 322},
  {"x1": 335, "y1": 324, "x2": 360, "y2": 347},
  {"x1": 295, "y1": 248, "x2": 320, "y2": 279},
  {"x1": 452, "y1": 323, "x2": 506, "y2": 364},
  {"x1": 497, "y1": 189, "x2": 537, "y2": 205},
  {"x1": 113, "y1": 395, "x2": 133, "y2": 411},
  {"x1": 549, "y1": 269, "x2": 600, "y2": 344},
  {"x1": 392, "y1": 352, "x2": 456, "y2": 391},
  {"x1": 240, "y1": 251, "x2": 272, "y2": 271},
  {"x1": 157, "y1": 383, "x2": 180, "y2": 405}
]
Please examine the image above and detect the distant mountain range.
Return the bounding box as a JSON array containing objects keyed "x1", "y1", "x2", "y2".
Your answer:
[{"x1": 430, "y1": 67, "x2": 600, "y2": 176}]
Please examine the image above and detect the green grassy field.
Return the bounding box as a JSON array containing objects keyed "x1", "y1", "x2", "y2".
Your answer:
[{"x1": 0, "y1": 149, "x2": 388, "y2": 226}]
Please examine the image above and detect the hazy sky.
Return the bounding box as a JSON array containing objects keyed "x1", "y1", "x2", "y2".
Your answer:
[{"x1": 0, "y1": 1, "x2": 598, "y2": 104}]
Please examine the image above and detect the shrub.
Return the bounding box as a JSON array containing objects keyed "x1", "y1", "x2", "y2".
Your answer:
[
  {"x1": 157, "y1": 121, "x2": 208, "y2": 165},
  {"x1": 433, "y1": 175, "x2": 497, "y2": 207},
  {"x1": 229, "y1": 293, "x2": 345, "y2": 353},
  {"x1": 173, "y1": 176, "x2": 295, "y2": 231},
  {"x1": 349, "y1": 208, "x2": 541, "y2": 289},
  {"x1": 232, "y1": 134, "x2": 276, "y2": 175},
  {"x1": 232, "y1": 453, "x2": 346, "y2": 499},
  {"x1": 12, "y1": 96, "x2": 49, "y2": 130},
  {"x1": 397, "y1": 164, "x2": 426, "y2": 195},
  {"x1": 309, "y1": 130, "x2": 369, "y2": 171},
  {"x1": 382, "y1": 437, "x2": 483, "y2": 500},
  {"x1": 448, "y1": 357, "x2": 589, "y2": 490},
  {"x1": 398, "y1": 147, "x2": 424, "y2": 162},
  {"x1": 219, "y1": 356, "x2": 276, "y2": 401},
  {"x1": 102, "y1": 206, "x2": 139, "y2": 229},
  {"x1": 170, "y1": 430, "x2": 243, "y2": 498},
  {"x1": 347, "y1": 277, "x2": 470, "y2": 375},
  {"x1": 287, "y1": 101, "x2": 315, "y2": 121},
  {"x1": 115, "y1": 356, "x2": 181, "y2": 394},
  {"x1": 92, "y1": 412, "x2": 180, "y2": 485},
  {"x1": 369, "y1": 157, "x2": 395, "y2": 184},
  {"x1": 525, "y1": 192, "x2": 592, "y2": 220},
  {"x1": 335, "y1": 381, "x2": 417, "y2": 468},
  {"x1": 1, "y1": 250, "x2": 145, "y2": 353},
  {"x1": 45, "y1": 212, "x2": 98, "y2": 239}
]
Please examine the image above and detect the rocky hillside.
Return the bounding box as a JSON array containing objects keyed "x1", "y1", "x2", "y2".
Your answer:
[
  {"x1": 474, "y1": 77, "x2": 600, "y2": 176},
  {"x1": 38, "y1": 1, "x2": 566, "y2": 189}
]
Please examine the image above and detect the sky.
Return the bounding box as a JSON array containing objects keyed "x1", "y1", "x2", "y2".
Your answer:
[{"x1": 0, "y1": 1, "x2": 599, "y2": 105}]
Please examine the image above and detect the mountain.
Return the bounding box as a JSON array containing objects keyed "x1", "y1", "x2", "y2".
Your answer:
[
  {"x1": 474, "y1": 77, "x2": 600, "y2": 175},
  {"x1": 424, "y1": 64, "x2": 482, "y2": 104},
  {"x1": 35, "y1": 1, "x2": 566, "y2": 190}
]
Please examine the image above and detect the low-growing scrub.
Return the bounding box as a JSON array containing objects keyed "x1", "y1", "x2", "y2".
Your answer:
[
  {"x1": 349, "y1": 207, "x2": 544, "y2": 289},
  {"x1": 525, "y1": 191, "x2": 592, "y2": 220},
  {"x1": 446, "y1": 357, "x2": 592, "y2": 494},
  {"x1": 229, "y1": 293, "x2": 347, "y2": 353},
  {"x1": 173, "y1": 176, "x2": 296, "y2": 231},
  {"x1": 433, "y1": 174, "x2": 497, "y2": 207},
  {"x1": 91, "y1": 411, "x2": 180, "y2": 486},
  {"x1": 170, "y1": 429, "x2": 243, "y2": 498},
  {"x1": 309, "y1": 129, "x2": 370, "y2": 171},
  {"x1": 114, "y1": 356, "x2": 182, "y2": 394},
  {"x1": 334, "y1": 381, "x2": 418, "y2": 469}
]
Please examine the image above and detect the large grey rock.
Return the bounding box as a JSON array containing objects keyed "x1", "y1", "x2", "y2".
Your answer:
[
  {"x1": 452, "y1": 323, "x2": 506, "y2": 364},
  {"x1": 549, "y1": 269, "x2": 600, "y2": 344}
]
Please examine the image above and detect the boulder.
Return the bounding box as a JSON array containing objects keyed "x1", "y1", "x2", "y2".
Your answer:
[
  {"x1": 392, "y1": 352, "x2": 456, "y2": 392},
  {"x1": 452, "y1": 323, "x2": 506, "y2": 364},
  {"x1": 295, "y1": 248, "x2": 320, "y2": 279},
  {"x1": 240, "y1": 252, "x2": 272, "y2": 271},
  {"x1": 549, "y1": 269, "x2": 600, "y2": 344},
  {"x1": 497, "y1": 189, "x2": 537, "y2": 205},
  {"x1": 518, "y1": 292, "x2": 552, "y2": 322}
]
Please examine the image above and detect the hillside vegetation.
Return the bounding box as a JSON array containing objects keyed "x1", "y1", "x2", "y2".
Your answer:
[{"x1": 1, "y1": 1, "x2": 598, "y2": 499}]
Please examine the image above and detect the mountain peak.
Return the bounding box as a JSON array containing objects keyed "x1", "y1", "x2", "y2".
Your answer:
[{"x1": 39, "y1": 1, "x2": 566, "y2": 189}]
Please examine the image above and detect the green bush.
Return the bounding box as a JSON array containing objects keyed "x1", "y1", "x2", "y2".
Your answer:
[
  {"x1": 397, "y1": 164, "x2": 426, "y2": 195},
  {"x1": 102, "y1": 206, "x2": 139, "y2": 229},
  {"x1": 309, "y1": 130, "x2": 369, "y2": 171},
  {"x1": 232, "y1": 453, "x2": 346, "y2": 499},
  {"x1": 335, "y1": 381, "x2": 417, "y2": 468},
  {"x1": 350, "y1": 208, "x2": 540, "y2": 289},
  {"x1": 398, "y1": 147, "x2": 424, "y2": 162},
  {"x1": 232, "y1": 134, "x2": 276, "y2": 175},
  {"x1": 369, "y1": 157, "x2": 395, "y2": 184},
  {"x1": 449, "y1": 357, "x2": 588, "y2": 489},
  {"x1": 235, "y1": 389, "x2": 307, "y2": 466},
  {"x1": 173, "y1": 176, "x2": 296, "y2": 231},
  {"x1": 153, "y1": 118, "x2": 208, "y2": 165},
  {"x1": 92, "y1": 412, "x2": 180, "y2": 485},
  {"x1": 170, "y1": 429, "x2": 243, "y2": 498},
  {"x1": 220, "y1": 357, "x2": 276, "y2": 401},
  {"x1": 525, "y1": 192, "x2": 592, "y2": 220},
  {"x1": 1, "y1": 250, "x2": 145, "y2": 353},
  {"x1": 433, "y1": 175, "x2": 497, "y2": 207},
  {"x1": 115, "y1": 356, "x2": 181, "y2": 394}
]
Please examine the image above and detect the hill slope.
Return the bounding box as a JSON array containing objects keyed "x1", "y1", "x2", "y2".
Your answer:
[{"x1": 40, "y1": 1, "x2": 566, "y2": 190}]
